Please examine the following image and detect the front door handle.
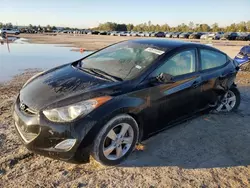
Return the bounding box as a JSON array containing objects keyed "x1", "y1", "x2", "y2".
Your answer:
[{"x1": 192, "y1": 81, "x2": 201, "y2": 88}]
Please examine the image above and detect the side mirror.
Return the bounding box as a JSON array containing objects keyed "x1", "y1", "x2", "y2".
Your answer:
[{"x1": 156, "y1": 73, "x2": 175, "y2": 83}]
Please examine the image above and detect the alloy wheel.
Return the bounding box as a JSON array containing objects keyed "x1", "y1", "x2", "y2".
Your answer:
[
  {"x1": 216, "y1": 90, "x2": 237, "y2": 112},
  {"x1": 103, "y1": 123, "x2": 134, "y2": 160}
]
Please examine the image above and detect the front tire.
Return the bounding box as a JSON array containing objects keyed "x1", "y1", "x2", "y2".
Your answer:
[
  {"x1": 215, "y1": 87, "x2": 241, "y2": 112},
  {"x1": 92, "y1": 114, "x2": 139, "y2": 166}
]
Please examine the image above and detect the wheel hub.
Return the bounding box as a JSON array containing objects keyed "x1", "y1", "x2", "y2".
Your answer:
[
  {"x1": 115, "y1": 137, "x2": 123, "y2": 146},
  {"x1": 221, "y1": 98, "x2": 228, "y2": 104}
]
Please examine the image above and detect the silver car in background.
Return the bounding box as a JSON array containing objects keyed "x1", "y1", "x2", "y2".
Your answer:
[{"x1": 208, "y1": 32, "x2": 224, "y2": 40}]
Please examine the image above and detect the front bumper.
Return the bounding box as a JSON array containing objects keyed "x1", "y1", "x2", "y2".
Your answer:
[{"x1": 13, "y1": 97, "x2": 90, "y2": 163}]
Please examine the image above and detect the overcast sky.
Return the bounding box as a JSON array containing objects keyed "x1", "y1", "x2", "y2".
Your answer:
[{"x1": 1, "y1": 0, "x2": 250, "y2": 28}]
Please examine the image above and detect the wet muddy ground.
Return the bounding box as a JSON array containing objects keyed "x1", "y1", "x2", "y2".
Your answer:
[{"x1": 1, "y1": 71, "x2": 250, "y2": 188}]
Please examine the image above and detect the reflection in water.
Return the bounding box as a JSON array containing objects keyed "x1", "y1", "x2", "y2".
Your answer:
[
  {"x1": 0, "y1": 39, "x2": 92, "y2": 82},
  {"x1": 0, "y1": 36, "x2": 20, "y2": 43}
]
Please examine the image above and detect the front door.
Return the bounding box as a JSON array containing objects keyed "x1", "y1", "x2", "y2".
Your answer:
[{"x1": 139, "y1": 48, "x2": 202, "y2": 135}]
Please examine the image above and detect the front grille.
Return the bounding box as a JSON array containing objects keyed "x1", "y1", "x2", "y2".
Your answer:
[{"x1": 13, "y1": 111, "x2": 40, "y2": 143}]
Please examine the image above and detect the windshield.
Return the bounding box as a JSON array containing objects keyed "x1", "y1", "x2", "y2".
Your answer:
[{"x1": 80, "y1": 41, "x2": 166, "y2": 80}]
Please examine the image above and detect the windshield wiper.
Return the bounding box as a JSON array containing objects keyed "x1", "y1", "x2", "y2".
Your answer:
[
  {"x1": 78, "y1": 67, "x2": 123, "y2": 81},
  {"x1": 90, "y1": 68, "x2": 123, "y2": 81}
]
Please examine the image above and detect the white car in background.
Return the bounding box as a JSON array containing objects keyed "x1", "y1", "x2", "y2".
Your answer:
[
  {"x1": 0, "y1": 28, "x2": 20, "y2": 35},
  {"x1": 200, "y1": 33, "x2": 210, "y2": 40},
  {"x1": 200, "y1": 32, "x2": 224, "y2": 40},
  {"x1": 208, "y1": 32, "x2": 224, "y2": 40},
  {"x1": 118, "y1": 31, "x2": 127, "y2": 36}
]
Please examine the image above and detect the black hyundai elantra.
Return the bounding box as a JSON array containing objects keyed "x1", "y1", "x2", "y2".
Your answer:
[{"x1": 13, "y1": 39, "x2": 241, "y2": 166}]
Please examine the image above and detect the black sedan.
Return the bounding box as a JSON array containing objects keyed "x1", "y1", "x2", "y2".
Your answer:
[
  {"x1": 179, "y1": 32, "x2": 193, "y2": 39},
  {"x1": 221, "y1": 32, "x2": 239, "y2": 40},
  {"x1": 189, "y1": 32, "x2": 204, "y2": 39},
  {"x1": 154, "y1": 32, "x2": 165, "y2": 37},
  {"x1": 98, "y1": 31, "x2": 108, "y2": 35},
  {"x1": 13, "y1": 39, "x2": 241, "y2": 166}
]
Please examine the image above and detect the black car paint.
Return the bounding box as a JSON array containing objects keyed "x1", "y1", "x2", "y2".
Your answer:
[
  {"x1": 179, "y1": 32, "x2": 192, "y2": 39},
  {"x1": 154, "y1": 32, "x2": 165, "y2": 37},
  {"x1": 13, "y1": 39, "x2": 239, "y2": 163},
  {"x1": 189, "y1": 33, "x2": 204, "y2": 39}
]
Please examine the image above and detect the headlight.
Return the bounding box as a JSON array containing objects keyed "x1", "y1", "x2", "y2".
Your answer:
[{"x1": 43, "y1": 96, "x2": 112, "y2": 122}]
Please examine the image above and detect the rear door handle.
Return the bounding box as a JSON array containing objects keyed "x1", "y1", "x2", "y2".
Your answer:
[{"x1": 220, "y1": 70, "x2": 234, "y2": 78}]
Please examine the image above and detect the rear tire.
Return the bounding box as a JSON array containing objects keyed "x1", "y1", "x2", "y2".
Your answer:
[
  {"x1": 214, "y1": 87, "x2": 241, "y2": 112},
  {"x1": 91, "y1": 114, "x2": 139, "y2": 166}
]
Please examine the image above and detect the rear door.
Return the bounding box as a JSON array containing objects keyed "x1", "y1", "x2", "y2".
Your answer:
[{"x1": 198, "y1": 48, "x2": 237, "y2": 107}]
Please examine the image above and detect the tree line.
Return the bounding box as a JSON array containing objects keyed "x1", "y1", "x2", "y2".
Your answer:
[
  {"x1": 0, "y1": 22, "x2": 58, "y2": 31},
  {"x1": 1, "y1": 21, "x2": 250, "y2": 32},
  {"x1": 93, "y1": 21, "x2": 250, "y2": 32}
]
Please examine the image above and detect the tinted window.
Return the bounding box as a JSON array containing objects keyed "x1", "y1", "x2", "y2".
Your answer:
[
  {"x1": 200, "y1": 49, "x2": 227, "y2": 70},
  {"x1": 153, "y1": 49, "x2": 196, "y2": 77}
]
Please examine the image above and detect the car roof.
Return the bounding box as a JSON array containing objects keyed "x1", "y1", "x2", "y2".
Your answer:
[
  {"x1": 128, "y1": 38, "x2": 222, "y2": 53},
  {"x1": 131, "y1": 38, "x2": 191, "y2": 47},
  {"x1": 130, "y1": 38, "x2": 199, "y2": 48}
]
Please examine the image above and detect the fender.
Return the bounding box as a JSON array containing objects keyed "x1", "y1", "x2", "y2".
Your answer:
[{"x1": 75, "y1": 95, "x2": 147, "y2": 151}]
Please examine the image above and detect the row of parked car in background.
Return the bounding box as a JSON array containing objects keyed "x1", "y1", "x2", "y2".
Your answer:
[
  {"x1": 78, "y1": 30, "x2": 250, "y2": 41},
  {"x1": 1, "y1": 28, "x2": 250, "y2": 41},
  {"x1": 106, "y1": 31, "x2": 250, "y2": 41}
]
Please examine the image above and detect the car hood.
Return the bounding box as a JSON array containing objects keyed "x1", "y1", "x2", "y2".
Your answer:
[{"x1": 19, "y1": 63, "x2": 123, "y2": 111}]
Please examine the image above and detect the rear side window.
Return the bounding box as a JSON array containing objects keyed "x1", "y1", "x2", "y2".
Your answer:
[{"x1": 200, "y1": 49, "x2": 227, "y2": 70}]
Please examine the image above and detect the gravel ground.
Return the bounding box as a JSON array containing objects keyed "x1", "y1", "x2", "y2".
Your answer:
[{"x1": 1, "y1": 71, "x2": 250, "y2": 188}]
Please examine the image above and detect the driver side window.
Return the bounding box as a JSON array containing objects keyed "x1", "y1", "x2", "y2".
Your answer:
[{"x1": 153, "y1": 49, "x2": 196, "y2": 77}]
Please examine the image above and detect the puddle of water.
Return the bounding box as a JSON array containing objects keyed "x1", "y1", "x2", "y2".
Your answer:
[{"x1": 0, "y1": 39, "x2": 92, "y2": 82}]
